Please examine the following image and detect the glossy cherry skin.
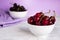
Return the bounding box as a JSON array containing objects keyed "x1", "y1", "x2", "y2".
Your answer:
[
  {"x1": 35, "y1": 12, "x2": 44, "y2": 17},
  {"x1": 49, "y1": 16, "x2": 56, "y2": 25},
  {"x1": 41, "y1": 16, "x2": 49, "y2": 25},
  {"x1": 28, "y1": 16, "x2": 34, "y2": 24},
  {"x1": 34, "y1": 12, "x2": 44, "y2": 22}
]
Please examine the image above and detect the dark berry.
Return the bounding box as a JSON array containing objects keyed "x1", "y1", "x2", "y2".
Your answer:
[
  {"x1": 13, "y1": 3, "x2": 17, "y2": 7},
  {"x1": 20, "y1": 6, "x2": 26, "y2": 11},
  {"x1": 10, "y1": 7, "x2": 16, "y2": 11},
  {"x1": 10, "y1": 7, "x2": 13, "y2": 11},
  {"x1": 17, "y1": 5, "x2": 21, "y2": 11}
]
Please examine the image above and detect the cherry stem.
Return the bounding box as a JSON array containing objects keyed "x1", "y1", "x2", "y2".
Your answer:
[
  {"x1": 40, "y1": 15, "x2": 45, "y2": 22},
  {"x1": 53, "y1": 10, "x2": 56, "y2": 17},
  {"x1": 40, "y1": 10, "x2": 51, "y2": 22},
  {"x1": 44, "y1": 10, "x2": 51, "y2": 14},
  {"x1": 47, "y1": 10, "x2": 51, "y2": 13}
]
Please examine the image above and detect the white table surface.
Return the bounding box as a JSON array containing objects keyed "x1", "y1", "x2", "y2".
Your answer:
[{"x1": 0, "y1": 17, "x2": 60, "y2": 40}]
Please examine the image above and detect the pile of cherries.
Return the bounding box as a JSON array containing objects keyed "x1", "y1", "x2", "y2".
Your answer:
[
  {"x1": 28, "y1": 11, "x2": 56, "y2": 26},
  {"x1": 10, "y1": 3, "x2": 26, "y2": 11}
]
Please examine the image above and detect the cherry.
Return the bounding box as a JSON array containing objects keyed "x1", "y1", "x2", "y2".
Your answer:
[
  {"x1": 43, "y1": 16, "x2": 49, "y2": 20},
  {"x1": 49, "y1": 16, "x2": 56, "y2": 25},
  {"x1": 42, "y1": 20, "x2": 49, "y2": 25},
  {"x1": 41, "y1": 16, "x2": 49, "y2": 25},
  {"x1": 27, "y1": 11, "x2": 56, "y2": 26},
  {"x1": 28, "y1": 16, "x2": 34, "y2": 24},
  {"x1": 35, "y1": 12, "x2": 44, "y2": 17},
  {"x1": 35, "y1": 21, "x2": 41, "y2": 26},
  {"x1": 49, "y1": 21, "x2": 53, "y2": 25},
  {"x1": 34, "y1": 12, "x2": 44, "y2": 21},
  {"x1": 34, "y1": 16, "x2": 40, "y2": 22}
]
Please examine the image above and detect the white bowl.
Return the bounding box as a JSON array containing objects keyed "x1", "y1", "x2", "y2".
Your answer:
[
  {"x1": 27, "y1": 22, "x2": 55, "y2": 36},
  {"x1": 9, "y1": 11, "x2": 27, "y2": 18}
]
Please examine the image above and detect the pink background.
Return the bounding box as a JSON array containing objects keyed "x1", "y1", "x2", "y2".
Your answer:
[{"x1": 0, "y1": 0, "x2": 60, "y2": 16}]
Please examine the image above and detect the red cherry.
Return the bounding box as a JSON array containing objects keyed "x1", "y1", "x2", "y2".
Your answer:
[
  {"x1": 34, "y1": 16, "x2": 40, "y2": 22},
  {"x1": 35, "y1": 21, "x2": 41, "y2": 26},
  {"x1": 49, "y1": 21, "x2": 53, "y2": 25},
  {"x1": 49, "y1": 16, "x2": 56, "y2": 24},
  {"x1": 34, "y1": 12, "x2": 44, "y2": 22},
  {"x1": 43, "y1": 16, "x2": 49, "y2": 20},
  {"x1": 41, "y1": 16, "x2": 49, "y2": 25},
  {"x1": 42, "y1": 20, "x2": 49, "y2": 25},
  {"x1": 35, "y1": 12, "x2": 44, "y2": 17},
  {"x1": 28, "y1": 16, "x2": 34, "y2": 24}
]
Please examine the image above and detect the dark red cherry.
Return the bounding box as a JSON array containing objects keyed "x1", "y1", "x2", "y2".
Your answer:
[
  {"x1": 49, "y1": 16, "x2": 56, "y2": 24},
  {"x1": 28, "y1": 16, "x2": 34, "y2": 24},
  {"x1": 34, "y1": 12, "x2": 44, "y2": 21},
  {"x1": 43, "y1": 16, "x2": 49, "y2": 20},
  {"x1": 35, "y1": 12, "x2": 44, "y2": 18},
  {"x1": 34, "y1": 16, "x2": 40, "y2": 22},
  {"x1": 35, "y1": 21, "x2": 41, "y2": 26},
  {"x1": 42, "y1": 20, "x2": 49, "y2": 25},
  {"x1": 49, "y1": 21, "x2": 53, "y2": 25},
  {"x1": 41, "y1": 16, "x2": 49, "y2": 25}
]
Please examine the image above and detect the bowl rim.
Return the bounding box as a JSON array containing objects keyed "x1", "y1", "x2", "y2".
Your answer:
[{"x1": 9, "y1": 10, "x2": 28, "y2": 12}]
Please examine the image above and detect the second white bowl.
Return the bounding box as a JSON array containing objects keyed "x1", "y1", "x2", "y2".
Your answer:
[{"x1": 9, "y1": 11, "x2": 28, "y2": 18}]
